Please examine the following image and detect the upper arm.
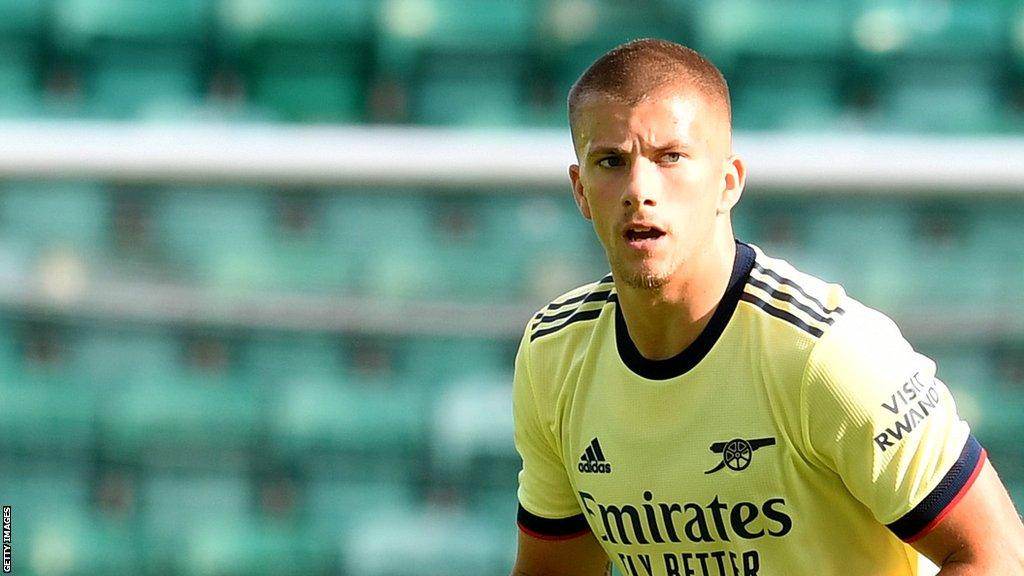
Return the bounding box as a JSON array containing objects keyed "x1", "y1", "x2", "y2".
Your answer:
[
  {"x1": 911, "y1": 458, "x2": 1024, "y2": 572},
  {"x1": 512, "y1": 327, "x2": 583, "y2": 524},
  {"x1": 513, "y1": 528, "x2": 611, "y2": 576},
  {"x1": 803, "y1": 309, "x2": 973, "y2": 526}
]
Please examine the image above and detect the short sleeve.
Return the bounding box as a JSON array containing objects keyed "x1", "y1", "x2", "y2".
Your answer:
[
  {"x1": 512, "y1": 325, "x2": 589, "y2": 539},
  {"x1": 802, "y1": 307, "x2": 986, "y2": 543}
]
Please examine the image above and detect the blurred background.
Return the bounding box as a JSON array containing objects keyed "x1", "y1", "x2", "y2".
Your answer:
[{"x1": 0, "y1": 0, "x2": 1023, "y2": 574}]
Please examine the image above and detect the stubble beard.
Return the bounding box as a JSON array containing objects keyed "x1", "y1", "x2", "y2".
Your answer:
[
  {"x1": 623, "y1": 269, "x2": 670, "y2": 290},
  {"x1": 614, "y1": 252, "x2": 678, "y2": 291}
]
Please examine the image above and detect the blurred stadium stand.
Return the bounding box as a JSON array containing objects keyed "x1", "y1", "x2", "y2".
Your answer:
[{"x1": 0, "y1": 1, "x2": 1023, "y2": 574}]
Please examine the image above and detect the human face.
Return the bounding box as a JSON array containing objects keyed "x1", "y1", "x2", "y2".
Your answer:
[{"x1": 568, "y1": 89, "x2": 741, "y2": 291}]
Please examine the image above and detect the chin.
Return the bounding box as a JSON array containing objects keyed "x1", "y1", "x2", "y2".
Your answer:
[
  {"x1": 624, "y1": 273, "x2": 670, "y2": 290},
  {"x1": 617, "y1": 264, "x2": 672, "y2": 290}
]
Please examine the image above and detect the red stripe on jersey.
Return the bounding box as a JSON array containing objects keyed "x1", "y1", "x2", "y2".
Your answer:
[{"x1": 905, "y1": 449, "x2": 987, "y2": 544}]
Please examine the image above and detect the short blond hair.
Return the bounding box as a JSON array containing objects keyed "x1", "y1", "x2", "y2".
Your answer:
[{"x1": 567, "y1": 38, "x2": 731, "y2": 143}]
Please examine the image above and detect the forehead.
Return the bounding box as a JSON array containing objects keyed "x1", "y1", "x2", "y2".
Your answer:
[{"x1": 572, "y1": 88, "x2": 722, "y2": 154}]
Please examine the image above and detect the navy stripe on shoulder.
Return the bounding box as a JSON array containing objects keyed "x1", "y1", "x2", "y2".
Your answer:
[
  {"x1": 887, "y1": 435, "x2": 986, "y2": 543},
  {"x1": 740, "y1": 292, "x2": 825, "y2": 338},
  {"x1": 746, "y1": 275, "x2": 838, "y2": 327},
  {"x1": 517, "y1": 504, "x2": 591, "y2": 540},
  {"x1": 533, "y1": 290, "x2": 613, "y2": 327},
  {"x1": 751, "y1": 262, "x2": 844, "y2": 317},
  {"x1": 531, "y1": 307, "x2": 605, "y2": 341}
]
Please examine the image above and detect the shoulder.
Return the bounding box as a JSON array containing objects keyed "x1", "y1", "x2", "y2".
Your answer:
[
  {"x1": 514, "y1": 273, "x2": 616, "y2": 427},
  {"x1": 739, "y1": 244, "x2": 850, "y2": 340},
  {"x1": 739, "y1": 244, "x2": 916, "y2": 393},
  {"x1": 525, "y1": 273, "x2": 616, "y2": 345},
  {"x1": 514, "y1": 273, "x2": 616, "y2": 399}
]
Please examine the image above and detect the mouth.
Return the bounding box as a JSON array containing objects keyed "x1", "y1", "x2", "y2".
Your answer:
[{"x1": 622, "y1": 223, "x2": 667, "y2": 249}]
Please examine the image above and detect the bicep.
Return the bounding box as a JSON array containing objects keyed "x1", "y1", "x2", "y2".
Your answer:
[
  {"x1": 513, "y1": 528, "x2": 611, "y2": 576},
  {"x1": 911, "y1": 459, "x2": 1024, "y2": 572}
]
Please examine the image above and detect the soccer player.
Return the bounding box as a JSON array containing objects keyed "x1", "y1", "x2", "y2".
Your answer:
[{"x1": 511, "y1": 39, "x2": 1024, "y2": 576}]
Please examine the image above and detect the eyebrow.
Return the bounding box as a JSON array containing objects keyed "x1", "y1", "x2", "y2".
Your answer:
[
  {"x1": 586, "y1": 146, "x2": 629, "y2": 158},
  {"x1": 586, "y1": 141, "x2": 692, "y2": 158}
]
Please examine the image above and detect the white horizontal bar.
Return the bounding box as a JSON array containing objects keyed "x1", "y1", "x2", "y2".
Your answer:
[{"x1": 2, "y1": 120, "x2": 1024, "y2": 193}]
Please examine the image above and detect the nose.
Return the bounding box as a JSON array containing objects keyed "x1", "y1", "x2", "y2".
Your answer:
[{"x1": 621, "y1": 157, "x2": 658, "y2": 209}]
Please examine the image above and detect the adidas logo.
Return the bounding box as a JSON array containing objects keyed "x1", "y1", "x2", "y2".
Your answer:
[{"x1": 578, "y1": 437, "x2": 612, "y2": 474}]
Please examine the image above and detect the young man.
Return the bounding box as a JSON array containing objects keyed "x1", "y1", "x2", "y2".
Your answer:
[{"x1": 511, "y1": 39, "x2": 1024, "y2": 576}]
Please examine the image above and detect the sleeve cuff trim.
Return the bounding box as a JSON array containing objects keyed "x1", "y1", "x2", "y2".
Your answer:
[
  {"x1": 517, "y1": 504, "x2": 590, "y2": 540},
  {"x1": 887, "y1": 434, "x2": 986, "y2": 543}
]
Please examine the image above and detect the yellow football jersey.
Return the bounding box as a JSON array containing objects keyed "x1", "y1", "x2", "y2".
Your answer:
[{"x1": 513, "y1": 242, "x2": 985, "y2": 576}]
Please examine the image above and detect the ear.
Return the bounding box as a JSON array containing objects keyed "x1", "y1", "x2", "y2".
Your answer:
[
  {"x1": 717, "y1": 154, "x2": 745, "y2": 215},
  {"x1": 569, "y1": 164, "x2": 593, "y2": 221}
]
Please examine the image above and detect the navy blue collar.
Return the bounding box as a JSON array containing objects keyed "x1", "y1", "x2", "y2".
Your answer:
[{"x1": 615, "y1": 241, "x2": 755, "y2": 380}]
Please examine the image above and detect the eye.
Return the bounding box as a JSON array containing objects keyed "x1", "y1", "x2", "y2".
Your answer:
[
  {"x1": 596, "y1": 155, "x2": 625, "y2": 168},
  {"x1": 662, "y1": 152, "x2": 682, "y2": 163}
]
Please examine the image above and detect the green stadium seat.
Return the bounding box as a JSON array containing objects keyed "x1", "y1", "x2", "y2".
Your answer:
[
  {"x1": 0, "y1": 375, "x2": 97, "y2": 457},
  {"x1": 731, "y1": 60, "x2": 846, "y2": 131},
  {"x1": 374, "y1": 0, "x2": 537, "y2": 125},
  {"x1": 271, "y1": 377, "x2": 428, "y2": 479},
  {"x1": 376, "y1": 0, "x2": 537, "y2": 72},
  {"x1": 54, "y1": 0, "x2": 210, "y2": 47},
  {"x1": 100, "y1": 374, "x2": 264, "y2": 466},
  {"x1": 217, "y1": 0, "x2": 373, "y2": 122},
  {"x1": 52, "y1": 0, "x2": 210, "y2": 118},
  {"x1": 852, "y1": 0, "x2": 1008, "y2": 60},
  {"x1": 850, "y1": 1, "x2": 1009, "y2": 132},
  {"x1": 695, "y1": 0, "x2": 851, "y2": 68},
  {"x1": 72, "y1": 327, "x2": 181, "y2": 385},
  {"x1": 0, "y1": 0, "x2": 47, "y2": 36},
  {"x1": 735, "y1": 197, "x2": 846, "y2": 285},
  {"x1": 0, "y1": 181, "x2": 110, "y2": 250},
  {"x1": 803, "y1": 200, "x2": 916, "y2": 309},
  {"x1": 246, "y1": 45, "x2": 366, "y2": 123},
  {"x1": 403, "y1": 336, "x2": 513, "y2": 387},
  {"x1": 263, "y1": 241, "x2": 356, "y2": 293},
  {"x1": 218, "y1": 0, "x2": 374, "y2": 47},
  {"x1": 139, "y1": 470, "x2": 254, "y2": 572},
  {"x1": 341, "y1": 506, "x2": 513, "y2": 576},
  {"x1": 322, "y1": 190, "x2": 435, "y2": 296},
  {"x1": 0, "y1": 42, "x2": 39, "y2": 117},
  {"x1": 19, "y1": 509, "x2": 142, "y2": 576},
  {"x1": 0, "y1": 321, "x2": 22, "y2": 378},
  {"x1": 153, "y1": 186, "x2": 275, "y2": 288},
  {"x1": 182, "y1": 518, "x2": 332, "y2": 576},
  {"x1": 412, "y1": 58, "x2": 525, "y2": 126},
  {"x1": 0, "y1": 460, "x2": 91, "y2": 524},
  {"x1": 478, "y1": 193, "x2": 603, "y2": 295},
  {"x1": 967, "y1": 202, "x2": 1024, "y2": 300},
  {"x1": 908, "y1": 240, "x2": 1000, "y2": 307},
  {"x1": 241, "y1": 332, "x2": 345, "y2": 386},
  {"x1": 431, "y1": 376, "x2": 518, "y2": 490},
  {"x1": 874, "y1": 62, "x2": 1003, "y2": 133},
  {"x1": 0, "y1": 462, "x2": 142, "y2": 576},
  {"x1": 304, "y1": 477, "x2": 416, "y2": 538},
  {"x1": 83, "y1": 46, "x2": 205, "y2": 119}
]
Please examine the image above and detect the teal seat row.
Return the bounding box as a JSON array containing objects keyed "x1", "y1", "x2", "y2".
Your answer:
[
  {"x1": 733, "y1": 197, "x2": 1024, "y2": 311},
  {"x1": 0, "y1": 460, "x2": 517, "y2": 575},
  {"x1": 3, "y1": 0, "x2": 1024, "y2": 129},
  {"x1": 7, "y1": 185, "x2": 1024, "y2": 307},
  {"x1": 0, "y1": 184, "x2": 604, "y2": 301}
]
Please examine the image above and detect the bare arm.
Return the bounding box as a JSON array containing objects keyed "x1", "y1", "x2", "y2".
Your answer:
[
  {"x1": 912, "y1": 459, "x2": 1024, "y2": 574},
  {"x1": 512, "y1": 528, "x2": 612, "y2": 576}
]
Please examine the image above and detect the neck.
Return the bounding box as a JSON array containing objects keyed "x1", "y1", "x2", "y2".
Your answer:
[{"x1": 615, "y1": 237, "x2": 737, "y2": 360}]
